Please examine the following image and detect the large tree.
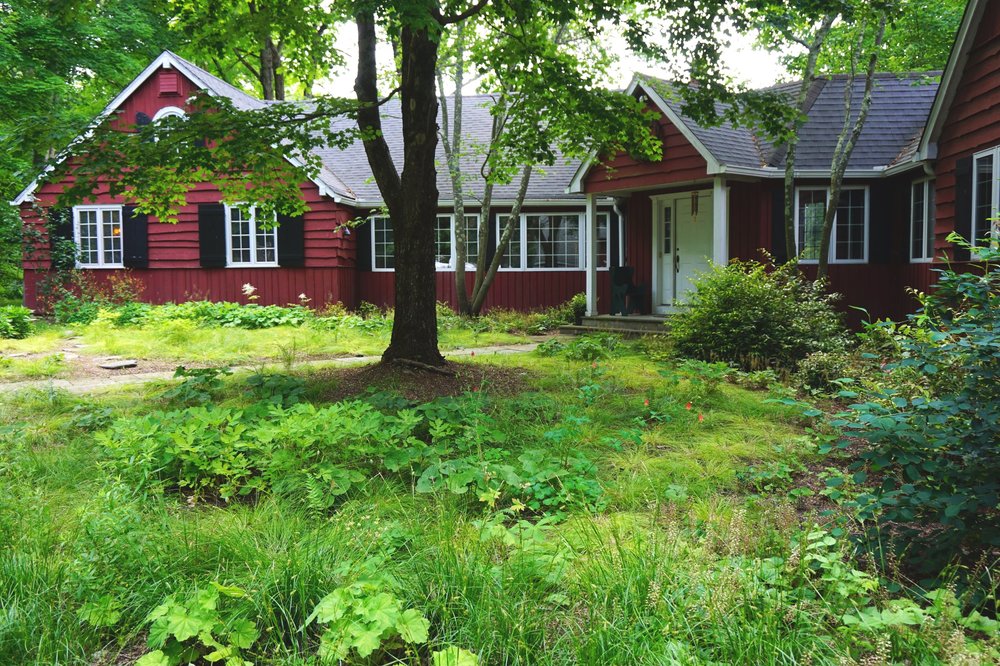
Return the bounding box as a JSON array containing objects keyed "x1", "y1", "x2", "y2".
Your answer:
[
  {"x1": 0, "y1": 0, "x2": 179, "y2": 300},
  {"x1": 58, "y1": 0, "x2": 662, "y2": 366}
]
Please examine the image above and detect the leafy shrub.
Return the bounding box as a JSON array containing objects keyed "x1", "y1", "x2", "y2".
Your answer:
[
  {"x1": 0, "y1": 305, "x2": 32, "y2": 339},
  {"x1": 828, "y1": 238, "x2": 1000, "y2": 564},
  {"x1": 53, "y1": 293, "x2": 100, "y2": 325},
  {"x1": 245, "y1": 372, "x2": 305, "y2": 404},
  {"x1": 161, "y1": 366, "x2": 232, "y2": 405},
  {"x1": 98, "y1": 397, "x2": 605, "y2": 516},
  {"x1": 795, "y1": 350, "x2": 858, "y2": 393},
  {"x1": 670, "y1": 259, "x2": 847, "y2": 370},
  {"x1": 136, "y1": 583, "x2": 257, "y2": 666},
  {"x1": 307, "y1": 577, "x2": 430, "y2": 661},
  {"x1": 535, "y1": 333, "x2": 622, "y2": 362},
  {"x1": 111, "y1": 301, "x2": 152, "y2": 327}
]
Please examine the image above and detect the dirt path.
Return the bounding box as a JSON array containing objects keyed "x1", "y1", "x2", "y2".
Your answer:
[{"x1": 0, "y1": 343, "x2": 540, "y2": 395}]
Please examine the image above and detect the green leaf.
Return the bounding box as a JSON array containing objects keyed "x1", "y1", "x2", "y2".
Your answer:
[
  {"x1": 227, "y1": 619, "x2": 259, "y2": 649},
  {"x1": 135, "y1": 651, "x2": 171, "y2": 666},
  {"x1": 432, "y1": 646, "x2": 480, "y2": 666},
  {"x1": 397, "y1": 608, "x2": 430, "y2": 644},
  {"x1": 308, "y1": 588, "x2": 352, "y2": 625},
  {"x1": 210, "y1": 582, "x2": 249, "y2": 599}
]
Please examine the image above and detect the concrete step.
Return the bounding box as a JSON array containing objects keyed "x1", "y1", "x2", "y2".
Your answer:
[{"x1": 561, "y1": 315, "x2": 670, "y2": 336}]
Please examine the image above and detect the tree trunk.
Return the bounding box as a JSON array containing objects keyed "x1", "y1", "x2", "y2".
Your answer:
[
  {"x1": 816, "y1": 11, "x2": 887, "y2": 281},
  {"x1": 355, "y1": 12, "x2": 444, "y2": 365},
  {"x1": 260, "y1": 40, "x2": 275, "y2": 100},
  {"x1": 784, "y1": 14, "x2": 835, "y2": 262}
]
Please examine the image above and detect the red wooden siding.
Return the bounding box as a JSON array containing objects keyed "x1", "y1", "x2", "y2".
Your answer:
[
  {"x1": 934, "y1": 0, "x2": 1000, "y2": 255},
  {"x1": 728, "y1": 181, "x2": 772, "y2": 261},
  {"x1": 24, "y1": 267, "x2": 356, "y2": 309},
  {"x1": 584, "y1": 106, "x2": 709, "y2": 193},
  {"x1": 358, "y1": 271, "x2": 611, "y2": 313},
  {"x1": 113, "y1": 66, "x2": 199, "y2": 130}
]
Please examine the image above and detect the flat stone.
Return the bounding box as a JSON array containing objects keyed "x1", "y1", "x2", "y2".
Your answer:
[
  {"x1": 60, "y1": 352, "x2": 80, "y2": 360},
  {"x1": 6, "y1": 352, "x2": 28, "y2": 358},
  {"x1": 98, "y1": 359, "x2": 137, "y2": 370}
]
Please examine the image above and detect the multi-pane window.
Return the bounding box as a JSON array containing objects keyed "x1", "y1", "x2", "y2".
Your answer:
[
  {"x1": 911, "y1": 179, "x2": 936, "y2": 262},
  {"x1": 74, "y1": 206, "x2": 122, "y2": 267},
  {"x1": 527, "y1": 214, "x2": 581, "y2": 268},
  {"x1": 794, "y1": 188, "x2": 869, "y2": 263},
  {"x1": 972, "y1": 146, "x2": 1000, "y2": 247},
  {"x1": 373, "y1": 214, "x2": 479, "y2": 270},
  {"x1": 499, "y1": 214, "x2": 521, "y2": 269},
  {"x1": 227, "y1": 205, "x2": 277, "y2": 266},
  {"x1": 434, "y1": 215, "x2": 452, "y2": 265},
  {"x1": 372, "y1": 216, "x2": 394, "y2": 269},
  {"x1": 596, "y1": 212, "x2": 610, "y2": 268},
  {"x1": 500, "y1": 212, "x2": 609, "y2": 270}
]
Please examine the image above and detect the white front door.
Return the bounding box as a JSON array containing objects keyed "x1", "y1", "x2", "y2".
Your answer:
[{"x1": 655, "y1": 191, "x2": 714, "y2": 308}]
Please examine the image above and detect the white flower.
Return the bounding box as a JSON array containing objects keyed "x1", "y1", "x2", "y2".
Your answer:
[{"x1": 241, "y1": 283, "x2": 256, "y2": 296}]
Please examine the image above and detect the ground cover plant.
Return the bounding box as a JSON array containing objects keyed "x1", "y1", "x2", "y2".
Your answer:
[
  {"x1": 0, "y1": 335, "x2": 995, "y2": 665},
  {"x1": 0, "y1": 290, "x2": 585, "y2": 377}
]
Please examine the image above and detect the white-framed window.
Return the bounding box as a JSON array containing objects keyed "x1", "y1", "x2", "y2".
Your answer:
[
  {"x1": 225, "y1": 204, "x2": 277, "y2": 267},
  {"x1": 910, "y1": 179, "x2": 936, "y2": 262},
  {"x1": 372, "y1": 214, "x2": 480, "y2": 271},
  {"x1": 152, "y1": 106, "x2": 186, "y2": 122},
  {"x1": 372, "y1": 215, "x2": 394, "y2": 270},
  {"x1": 794, "y1": 187, "x2": 869, "y2": 264},
  {"x1": 972, "y1": 146, "x2": 1000, "y2": 248},
  {"x1": 74, "y1": 205, "x2": 123, "y2": 268},
  {"x1": 498, "y1": 212, "x2": 610, "y2": 271}
]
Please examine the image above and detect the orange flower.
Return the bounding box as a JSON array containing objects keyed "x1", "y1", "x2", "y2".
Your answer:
[
  {"x1": 685, "y1": 402, "x2": 692, "y2": 410},
  {"x1": 643, "y1": 398, "x2": 650, "y2": 407},
  {"x1": 698, "y1": 413, "x2": 704, "y2": 422}
]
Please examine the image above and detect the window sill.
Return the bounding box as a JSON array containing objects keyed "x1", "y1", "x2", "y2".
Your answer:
[
  {"x1": 909, "y1": 257, "x2": 934, "y2": 264},
  {"x1": 77, "y1": 264, "x2": 124, "y2": 270},
  {"x1": 226, "y1": 263, "x2": 279, "y2": 269}
]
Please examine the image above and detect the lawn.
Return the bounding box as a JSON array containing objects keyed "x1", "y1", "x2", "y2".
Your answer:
[{"x1": 0, "y1": 333, "x2": 992, "y2": 666}]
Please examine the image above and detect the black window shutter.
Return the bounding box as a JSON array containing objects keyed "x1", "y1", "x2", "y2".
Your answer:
[
  {"x1": 277, "y1": 213, "x2": 305, "y2": 267},
  {"x1": 49, "y1": 208, "x2": 72, "y2": 245},
  {"x1": 355, "y1": 217, "x2": 372, "y2": 271},
  {"x1": 868, "y1": 184, "x2": 892, "y2": 264},
  {"x1": 121, "y1": 205, "x2": 149, "y2": 268},
  {"x1": 771, "y1": 187, "x2": 788, "y2": 263},
  {"x1": 953, "y1": 156, "x2": 973, "y2": 261},
  {"x1": 198, "y1": 203, "x2": 227, "y2": 267}
]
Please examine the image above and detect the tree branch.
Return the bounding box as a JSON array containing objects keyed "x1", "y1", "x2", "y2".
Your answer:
[
  {"x1": 354, "y1": 11, "x2": 401, "y2": 204},
  {"x1": 434, "y1": 0, "x2": 491, "y2": 25}
]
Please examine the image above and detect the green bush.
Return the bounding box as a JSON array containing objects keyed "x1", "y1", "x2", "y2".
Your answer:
[
  {"x1": 828, "y1": 237, "x2": 1000, "y2": 568},
  {"x1": 0, "y1": 305, "x2": 32, "y2": 339},
  {"x1": 795, "y1": 350, "x2": 858, "y2": 393},
  {"x1": 670, "y1": 259, "x2": 847, "y2": 370},
  {"x1": 53, "y1": 293, "x2": 100, "y2": 325},
  {"x1": 97, "y1": 397, "x2": 604, "y2": 516}
]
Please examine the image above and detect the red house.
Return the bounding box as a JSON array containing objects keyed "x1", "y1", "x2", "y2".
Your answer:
[{"x1": 11, "y1": 1, "x2": 998, "y2": 320}]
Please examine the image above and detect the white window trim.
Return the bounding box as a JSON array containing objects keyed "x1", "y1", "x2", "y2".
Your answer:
[
  {"x1": 433, "y1": 214, "x2": 481, "y2": 271},
  {"x1": 497, "y1": 212, "x2": 611, "y2": 272},
  {"x1": 224, "y1": 204, "x2": 278, "y2": 268},
  {"x1": 370, "y1": 215, "x2": 394, "y2": 272},
  {"x1": 152, "y1": 106, "x2": 186, "y2": 122},
  {"x1": 971, "y1": 145, "x2": 1000, "y2": 250},
  {"x1": 910, "y1": 178, "x2": 935, "y2": 263},
  {"x1": 73, "y1": 205, "x2": 124, "y2": 269},
  {"x1": 793, "y1": 186, "x2": 869, "y2": 265}
]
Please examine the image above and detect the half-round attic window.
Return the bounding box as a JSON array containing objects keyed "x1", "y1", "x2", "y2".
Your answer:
[{"x1": 152, "y1": 106, "x2": 186, "y2": 122}]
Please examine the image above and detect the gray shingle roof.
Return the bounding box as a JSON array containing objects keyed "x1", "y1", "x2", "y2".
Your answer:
[
  {"x1": 785, "y1": 73, "x2": 939, "y2": 170},
  {"x1": 166, "y1": 51, "x2": 940, "y2": 205}
]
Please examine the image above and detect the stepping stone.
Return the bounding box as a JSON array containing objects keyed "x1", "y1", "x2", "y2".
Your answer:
[
  {"x1": 6, "y1": 352, "x2": 28, "y2": 358},
  {"x1": 98, "y1": 359, "x2": 137, "y2": 370}
]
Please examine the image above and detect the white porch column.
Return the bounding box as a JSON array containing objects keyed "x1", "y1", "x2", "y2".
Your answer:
[
  {"x1": 712, "y1": 176, "x2": 729, "y2": 265},
  {"x1": 585, "y1": 193, "x2": 598, "y2": 316}
]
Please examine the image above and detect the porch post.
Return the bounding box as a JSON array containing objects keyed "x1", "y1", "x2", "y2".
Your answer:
[
  {"x1": 585, "y1": 193, "x2": 598, "y2": 316},
  {"x1": 712, "y1": 176, "x2": 729, "y2": 265}
]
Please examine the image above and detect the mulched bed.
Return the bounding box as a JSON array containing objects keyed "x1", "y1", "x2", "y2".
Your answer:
[{"x1": 310, "y1": 360, "x2": 536, "y2": 403}]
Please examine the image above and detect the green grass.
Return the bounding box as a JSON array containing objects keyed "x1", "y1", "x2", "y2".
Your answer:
[{"x1": 0, "y1": 344, "x2": 994, "y2": 665}]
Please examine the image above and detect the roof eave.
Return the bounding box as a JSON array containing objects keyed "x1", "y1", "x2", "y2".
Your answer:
[{"x1": 917, "y1": 0, "x2": 985, "y2": 160}]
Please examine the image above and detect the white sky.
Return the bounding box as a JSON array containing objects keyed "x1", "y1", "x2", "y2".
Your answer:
[{"x1": 319, "y1": 22, "x2": 789, "y2": 98}]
